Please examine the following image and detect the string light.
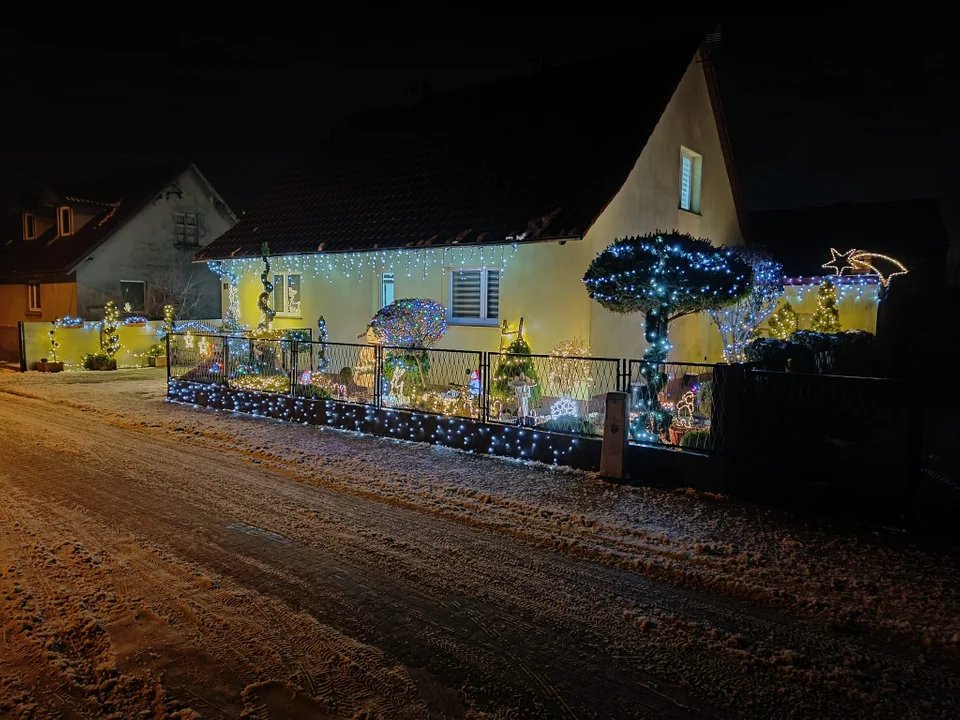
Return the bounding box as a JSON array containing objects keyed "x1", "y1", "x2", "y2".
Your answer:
[{"x1": 822, "y1": 247, "x2": 908, "y2": 288}]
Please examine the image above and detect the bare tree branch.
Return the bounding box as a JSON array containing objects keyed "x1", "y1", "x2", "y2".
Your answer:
[{"x1": 146, "y1": 267, "x2": 206, "y2": 320}]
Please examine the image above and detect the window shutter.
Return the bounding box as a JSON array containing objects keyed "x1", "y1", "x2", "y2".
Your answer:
[
  {"x1": 679, "y1": 153, "x2": 693, "y2": 211},
  {"x1": 452, "y1": 270, "x2": 482, "y2": 318},
  {"x1": 486, "y1": 270, "x2": 500, "y2": 319}
]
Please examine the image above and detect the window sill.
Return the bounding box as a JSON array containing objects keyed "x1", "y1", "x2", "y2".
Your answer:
[
  {"x1": 447, "y1": 318, "x2": 499, "y2": 327},
  {"x1": 25, "y1": 310, "x2": 41, "y2": 316},
  {"x1": 678, "y1": 207, "x2": 702, "y2": 217},
  {"x1": 174, "y1": 242, "x2": 201, "y2": 249},
  {"x1": 274, "y1": 315, "x2": 302, "y2": 320}
]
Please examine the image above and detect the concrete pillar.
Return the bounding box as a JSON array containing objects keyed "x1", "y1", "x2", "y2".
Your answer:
[{"x1": 600, "y1": 391, "x2": 630, "y2": 479}]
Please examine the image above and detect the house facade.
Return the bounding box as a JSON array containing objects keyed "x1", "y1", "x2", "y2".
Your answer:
[
  {"x1": 0, "y1": 163, "x2": 235, "y2": 358},
  {"x1": 199, "y1": 40, "x2": 745, "y2": 362}
]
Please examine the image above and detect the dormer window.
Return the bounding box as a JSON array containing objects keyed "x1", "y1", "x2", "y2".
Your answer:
[
  {"x1": 58, "y1": 206, "x2": 74, "y2": 236},
  {"x1": 23, "y1": 213, "x2": 35, "y2": 240}
]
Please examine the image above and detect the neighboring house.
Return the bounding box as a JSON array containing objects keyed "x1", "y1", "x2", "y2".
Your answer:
[
  {"x1": 0, "y1": 163, "x2": 236, "y2": 359},
  {"x1": 749, "y1": 199, "x2": 950, "y2": 357},
  {"x1": 198, "y1": 38, "x2": 745, "y2": 362}
]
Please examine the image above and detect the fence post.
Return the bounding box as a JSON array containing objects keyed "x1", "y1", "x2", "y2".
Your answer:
[
  {"x1": 480, "y1": 352, "x2": 488, "y2": 423},
  {"x1": 600, "y1": 392, "x2": 630, "y2": 479},
  {"x1": 165, "y1": 331, "x2": 171, "y2": 383},
  {"x1": 712, "y1": 363, "x2": 749, "y2": 494},
  {"x1": 290, "y1": 339, "x2": 298, "y2": 396},
  {"x1": 374, "y1": 345, "x2": 383, "y2": 409},
  {"x1": 221, "y1": 335, "x2": 229, "y2": 386}
]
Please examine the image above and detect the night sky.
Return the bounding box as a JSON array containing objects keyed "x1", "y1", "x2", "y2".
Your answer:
[{"x1": 1, "y1": 15, "x2": 955, "y2": 239}]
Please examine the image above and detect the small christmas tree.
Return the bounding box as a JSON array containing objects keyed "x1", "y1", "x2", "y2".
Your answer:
[
  {"x1": 492, "y1": 333, "x2": 542, "y2": 406},
  {"x1": 768, "y1": 301, "x2": 798, "y2": 340},
  {"x1": 810, "y1": 279, "x2": 841, "y2": 333},
  {"x1": 222, "y1": 283, "x2": 242, "y2": 331},
  {"x1": 100, "y1": 301, "x2": 121, "y2": 357}
]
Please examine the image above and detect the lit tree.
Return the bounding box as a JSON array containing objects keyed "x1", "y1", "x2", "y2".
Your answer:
[
  {"x1": 707, "y1": 246, "x2": 783, "y2": 362},
  {"x1": 768, "y1": 301, "x2": 798, "y2": 340},
  {"x1": 583, "y1": 232, "x2": 752, "y2": 439},
  {"x1": 257, "y1": 242, "x2": 276, "y2": 331},
  {"x1": 316, "y1": 315, "x2": 330, "y2": 371},
  {"x1": 492, "y1": 332, "x2": 542, "y2": 407},
  {"x1": 810, "y1": 278, "x2": 841, "y2": 333},
  {"x1": 100, "y1": 301, "x2": 121, "y2": 358},
  {"x1": 369, "y1": 299, "x2": 447, "y2": 390}
]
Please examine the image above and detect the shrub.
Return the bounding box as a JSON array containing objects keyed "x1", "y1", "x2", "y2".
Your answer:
[
  {"x1": 696, "y1": 380, "x2": 713, "y2": 419},
  {"x1": 679, "y1": 429, "x2": 711, "y2": 450},
  {"x1": 83, "y1": 352, "x2": 116, "y2": 371},
  {"x1": 147, "y1": 343, "x2": 166, "y2": 358},
  {"x1": 540, "y1": 415, "x2": 599, "y2": 436}
]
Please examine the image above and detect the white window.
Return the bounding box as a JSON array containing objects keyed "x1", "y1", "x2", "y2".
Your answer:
[
  {"x1": 58, "y1": 206, "x2": 73, "y2": 236},
  {"x1": 381, "y1": 272, "x2": 395, "y2": 308},
  {"x1": 174, "y1": 212, "x2": 199, "y2": 245},
  {"x1": 120, "y1": 280, "x2": 146, "y2": 312},
  {"x1": 23, "y1": 213, "x2": 35, "y2": 240},
  {"x1": 679, "y1": 147, "x2": 702, "y2": 214},
  {"x1": 449, "y1": 268, "x2": 499, "y2": 325},
  {"x1": 27, "y1": 283, "x2": 41, "y2": 312},
  {"x1": 272, "y1": 272, "x2": 302, "y2": 317}
]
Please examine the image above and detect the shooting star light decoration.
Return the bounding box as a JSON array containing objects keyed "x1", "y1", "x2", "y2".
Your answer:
[{"x1": 822, "y1": 248, "x2": 908, "y2": 287}]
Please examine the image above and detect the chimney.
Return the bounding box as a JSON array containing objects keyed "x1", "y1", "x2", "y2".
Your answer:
[
  {"x1": 524, "y1": 50, "x2": 548, "y2": 79},
  {"x1": 403, "y1": 80, "x2": 428, "y2": 107}
]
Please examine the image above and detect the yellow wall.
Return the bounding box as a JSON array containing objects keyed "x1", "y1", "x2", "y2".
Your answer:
[
  {"x1": 20, "y1": 319, "x2": 221, "y2": 370},
  {"x1": 223, "y1": 52, "x2": 744, "y2": 363},
  {"x1": 763, "y1": 284, "x2": 880, "y2": 335},
  {"x1": 0, "y1": 282, "x2": 77, "y2": 326},
  {"x1": 585, "y1": 52, "x2": 743, "y2": 363}
]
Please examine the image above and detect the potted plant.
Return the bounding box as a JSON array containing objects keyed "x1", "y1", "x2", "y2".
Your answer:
[
  {"x1": 148, "y1": 343, "x2": 167, "y2": 368},
  {"x1": 82, "y1": 352, "x2": 117, "y2": 371},
  {"x1": 36, "y1": 357, "x2": 64, "y2": 373}
]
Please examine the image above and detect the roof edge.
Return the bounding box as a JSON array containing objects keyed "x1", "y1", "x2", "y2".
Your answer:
[{"x1": 700, "y1": 42, "x2": 749, "y2": 242}]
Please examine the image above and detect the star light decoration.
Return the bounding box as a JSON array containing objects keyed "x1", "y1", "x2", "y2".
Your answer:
[{"x1": 822, "y1": 248, "x2": 908, "y2": 287}]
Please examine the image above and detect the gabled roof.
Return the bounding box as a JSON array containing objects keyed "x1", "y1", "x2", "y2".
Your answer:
[
  {"x1": 198, "y1": 36, "x2": 710, "y2": 261},
  {"x1": 0, "y1": 162, "x2": 232, "y2": 281},
  {"x1": 749, "y1": 199, "x2": 949, "y2": 278}
]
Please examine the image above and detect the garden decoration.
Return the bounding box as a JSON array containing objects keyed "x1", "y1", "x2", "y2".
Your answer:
[
  {"x1": 99, "y1": 301, "x2": 121, "y2": 360},
  {"x1": 492, "y1": 331, "x2": 541, "y2": 408},
  {"x1": 822, "y1": 248, "x2": 908, "y2": 287},
  {"x1": 811, "y1": 279, "x2": 841, "y2": 333},
  {"x1": 510, "y1": 374, "x2": 537, "y2": 426},
  {"x1": 768, "y1": 301, "x2": 798, "y2": 341},
  {"x1": 584, "y1": 231, "x2": 752, "y2": 442},
  {"x1": 316, "y1": 315, "x2": 330, "y2": 371},
  {"x1": 257, "y1": 242, "x2": 276, "y2": 331},
  {"x1": 369, "y1": 299, "x2": 447, "y2": 394},
  {"x1": 708, "y1": 246, "x2": 783, "y2": 363},
  {"x1": 547, "y1": 338, "x2": 592, "y2": 399}
]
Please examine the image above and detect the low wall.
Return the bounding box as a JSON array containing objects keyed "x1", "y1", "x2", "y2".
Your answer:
[{"x1": 21, "y1": 319, "x2": 222, "y2": 371}]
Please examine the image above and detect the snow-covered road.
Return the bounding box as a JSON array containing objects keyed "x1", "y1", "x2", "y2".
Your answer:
[{"x1": 0, "y1": 369, "x2": 957, "y2": 718}]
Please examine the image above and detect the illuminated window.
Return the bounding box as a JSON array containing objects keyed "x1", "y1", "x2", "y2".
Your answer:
[
  {"x1": 58, "y1": 206, "x2": 73, "y2": 236},
  {"x1": 23, "y1": 213, "x2": 35, "y2": 240},
  {"x1": 679, "y1": 148, "x2": 702, "y2": 214},
  {"x1": 272, "y1": 272, "x2": 302, "y2": 317},
  {"x1": 381, "y1": 272, "x2": 395, "y2": 308},
  {"x1": 27, "y1": 283, "x2": 41, "y2": 312},
  {"x1": 174, "y1": 212, "x2": 199, "y2": 245},
  {"x1": 120, "y1": 280, "x2": 146, "y2": 312},
  {"x1": 450, "y1": 268, "x2": 499, "y2": 325}
]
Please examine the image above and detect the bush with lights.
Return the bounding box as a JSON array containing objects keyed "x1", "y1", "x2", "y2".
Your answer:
[
  {"x1": 583, "y1": 231, "x2": 752, "y2": 440},
  {"x1": 369, "y1": 298, "x2": 447, "y2": 392},
  {"x1": 100, "y1": 301, "x2": 121, "y2": 358},
  {"x1": 768, "y1": 301, "x2": 798, "y2": 340},
  {"x1": 810, "y1": 278, "x2": 841, "y2": 333},
  {"x1": 492, "y1": 333, "x2": 542, "y2": 408},
  {"x1": 707, "y1": 246, "x2": 783, "y2": 363}
]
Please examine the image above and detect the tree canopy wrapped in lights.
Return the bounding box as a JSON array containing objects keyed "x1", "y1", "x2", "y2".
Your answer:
[
  {"x1": 583, "y1": 231, "x2": 752, "y2": 439},
  {"x1": 811, "y1": 278, "x2": 841, "y2": 333},
  {"x1": 370, "y1": 299, "x2": 448, "y2": 392},
  {"x1": 707, "y1": 246, "x2": 783, "y2": 363}
]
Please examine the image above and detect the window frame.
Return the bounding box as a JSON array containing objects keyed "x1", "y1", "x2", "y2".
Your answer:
[
  {"x1": 678, "y1": 147, "x2": 703, "y2": 215},
  {"x1": 447, "y1": 267, "x2": 500, "y2": 326},
  {"x1": 119, "y1": 280, "x2": 147, "y2": 313},
  {"x1": 174, "y1": 212, "x2": 199, "y2": 246},
  {"x1": 58, "y1": 206, "x2": 73, "y2": 236},
  {"x1": 23, "y1": 213, "x2": 36, "y2": 240},
  {"x1": 272, "y1": 271, "x2": 303, "y2": 318},
  {"x1": 380, "y1": 271, "x2": 395, "y2": 308},
  {"x1": 27, "y1": 283, "x2": 41, "y2": 313}
]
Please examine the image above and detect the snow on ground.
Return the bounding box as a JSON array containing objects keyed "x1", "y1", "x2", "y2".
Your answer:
[{"x1": 1, "y1": 368, "x2": 959, "y2": 718}]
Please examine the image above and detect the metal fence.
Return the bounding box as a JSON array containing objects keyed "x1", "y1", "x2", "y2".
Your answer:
[
  {"x1": 485, "y1": 352, "x2": 622, "y2": 437},
  {"x1": 627, "y1": 360, "x2": 719, "y2": 451}
]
